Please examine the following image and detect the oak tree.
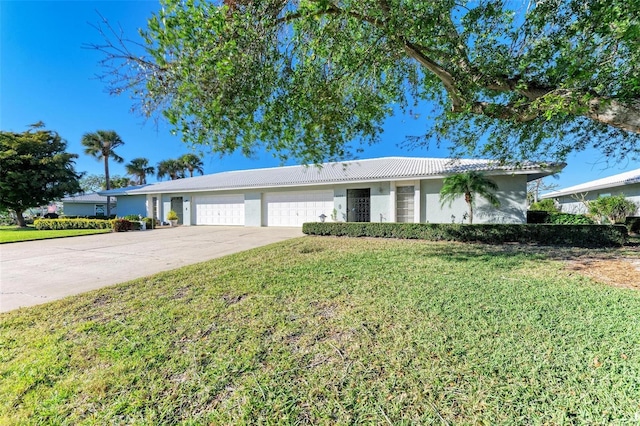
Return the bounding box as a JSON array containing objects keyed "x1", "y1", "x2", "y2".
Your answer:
[
  {"x1": 0, "y1": 126, "x2": 82, "y2": 227},
  {"x1": 93, "y1": 0, "x2": 640, "y2": 164}
]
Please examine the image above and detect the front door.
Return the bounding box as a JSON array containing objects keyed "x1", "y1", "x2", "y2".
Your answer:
[
  {"x1": 347, "y1": 189, "x2": 371, "y2": 222},
  {"x1": 171, "y1": 197, "x2": 184, "y2": 224}
]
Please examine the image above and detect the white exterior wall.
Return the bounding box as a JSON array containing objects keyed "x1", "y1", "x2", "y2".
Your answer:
[
  {"x1": 371, "y1": 182, "x2": 390, "y2": 223},
  {"x1": 113, "y1": 174, "x2": 531, "y2": 226},
  {"x1": 333, "y1": 187, "x2": 347, "y2": 222},
  {"x1": 553, "y1": 183, "x2": 640, "y2": 215},
  {"x1": 244, "y1": 193, "x2": 262, "y2": 226},
  {"x1": 422, "y1": 175, "x2": 527, "y2": 224}
]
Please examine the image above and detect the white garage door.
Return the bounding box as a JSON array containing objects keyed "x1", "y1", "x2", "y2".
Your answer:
[
  {"x1": 194, "y1": 195, "x2": 245, "y2": 225},
  {"x1": 265, "y1": 191, "x2": 334, "y2": 227}
]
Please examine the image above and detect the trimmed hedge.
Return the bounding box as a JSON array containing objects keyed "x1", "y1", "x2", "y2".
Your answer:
[
  {"x1": 34, "y1": 218, "x2": 112, "y2": 230},
  {"x1": 527, "y1": 211, "x2": 594, "y2": 225},
  {"x1": 62, "y1": 215, "x2": 117, "y2": 220},
  {"x1": 34, "y1": 217, "x2": 155, "y2": 232},
  {"x1": 302, "y1": 222, "x2": 628, "y2": 247},
  {"x1": 626, "y1": 217, "x2": 640, "y2": 234}
]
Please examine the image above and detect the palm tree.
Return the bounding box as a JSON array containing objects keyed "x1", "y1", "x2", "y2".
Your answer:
[
  {"x1": 439, "y1": 171, "x2": 500, "y2": 224},
  {"x1": 125, "y1": 157, "x2": 155, "y2": 185},
  {"x1": 156, "y1": 159, "x2": 185, "y2": 181},
  {"x1": 81, "y1": 130, "x2": 124, "y2": 217},
  {"x1": 179, "y1": 153, "x2": 204, "y2": 177}
]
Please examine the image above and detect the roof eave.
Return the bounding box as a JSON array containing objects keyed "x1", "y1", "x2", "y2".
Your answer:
[{"x1": 542, "y1": 180, "x2": 636, "y2": 199}]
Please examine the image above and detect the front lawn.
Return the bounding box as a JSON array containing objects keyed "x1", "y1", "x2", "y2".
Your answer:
[
  {"x1": 1, "y1": 238, "x2": 639, "y2": 424},
  {"x1": 0, "y1": 226, "x2": 111, "y2": 243}
]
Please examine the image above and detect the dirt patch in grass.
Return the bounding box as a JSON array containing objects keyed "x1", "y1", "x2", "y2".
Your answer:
[
  {"x1": 500, "y1": 243, "x2": 640, "y2": 290},
  {"x1": 472, "y1": 242, "x2": 640, "y2": 290},
  {"x1": 566, "y1": 257, "x2": 640, "y2": 290}
]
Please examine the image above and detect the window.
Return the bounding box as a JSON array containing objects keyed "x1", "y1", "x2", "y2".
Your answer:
[{"x1": 396, "y1": 186, "x2": 415, "y2": 223}]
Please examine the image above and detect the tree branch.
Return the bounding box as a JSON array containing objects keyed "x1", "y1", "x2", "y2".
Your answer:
[
  {"x1": 587, "y1": 98, "x2": 640, "y2": 133},
  {"x1": 276, "y1": 2, "x2": 383, "y2": 28},
  {"x1": 466, "y1": 90, "x2": 640, "y2": 134},
  {"x1": 402, "y1": 41, "x2": 465, "y2": 109}
]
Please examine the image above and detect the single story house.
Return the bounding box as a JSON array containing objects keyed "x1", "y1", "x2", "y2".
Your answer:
[
  {"x1": 541, "y1": 167, "x2": 640, "y2": 215},
  {"x1": 100, "y1": 157, "x2": 562, "y2": 227},
  {"x1": 61, "y1": 193, "x2": 117, "y2": 217}
]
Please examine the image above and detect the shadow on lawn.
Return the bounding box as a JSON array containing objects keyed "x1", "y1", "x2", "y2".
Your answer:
[{"x1": 419, "y1": 240, "x2": 639, "y2": 264}]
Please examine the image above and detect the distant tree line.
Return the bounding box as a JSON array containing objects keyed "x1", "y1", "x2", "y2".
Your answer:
[{"x1": 1, "y1": 124, "x2": 206, "y2": 227}]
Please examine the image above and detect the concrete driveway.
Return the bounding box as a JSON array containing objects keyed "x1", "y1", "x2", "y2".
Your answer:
[{"x1": 0, "y1": 226, "x2": 303, "y2": 312}]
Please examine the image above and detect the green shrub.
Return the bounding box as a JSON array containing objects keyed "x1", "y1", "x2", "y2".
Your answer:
[
  {"x1": 167, "y1": 210, "x2": 179, "y2": 221},
  {"x1": 142, "y1": 217, "x2": 156, "y2": 229},
  {"x1": 302, "y1": 222, "x2": 627, "y2": 247},
  {"x1": 527, "y1": 210, "x2": 549, "y2": 224},
  {"x1": 588, "y1": 194, "x2": 638, "y2": 224},
  {"x1": 119, "y1": 215, "x2": 155, "y2": 229},
  {"x1": 61, "y1": 215, "x2": 117, "y2": 220},
  {"x1": 111, "y1": 219, "x2": 132, "y2": 232},
  {"x1": 529, "y1": 199, "x2": 559, "y2": 212},
  {"x1": 626, "y1": 217, "x2": 640, "y2": 234},
  {"x1": 34, "y1": 218, "x2": 112, "y2": 230},
  {"x1": 548, "y1": 212, "x2": 594, "y2": 225},
  {"x1": 527, "y1": 211, "x2": 592, "y2": 224}
]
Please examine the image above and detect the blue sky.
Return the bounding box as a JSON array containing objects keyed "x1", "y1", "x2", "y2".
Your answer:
[{"x1": 2, "y1": 0, "x2": 638, "y2": 192}]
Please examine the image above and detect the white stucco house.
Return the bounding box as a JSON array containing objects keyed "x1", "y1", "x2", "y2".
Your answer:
[
  {"x1": 99, "y1": 157, "x2": 562, "y2": 227},
  {"x1": 541, "y1": 167, "x2": 640, "y2": 215},
  {"x1": 61, "y1": 193, "x2": 117, "y2": 217}
]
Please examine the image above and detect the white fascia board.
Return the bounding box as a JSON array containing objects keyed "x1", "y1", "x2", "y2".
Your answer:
[{"x1": 542, "y1": 181, "x2": 631, "y2": 199}]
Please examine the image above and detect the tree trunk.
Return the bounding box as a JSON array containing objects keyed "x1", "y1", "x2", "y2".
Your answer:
[
  {"x1": 465, "y1": 192, "x2": 473, "y2": 224},
  {"x1": 15, "y1": 209, "x2": 26, "y2": 227},
  {"x1": 104, "y1": 156, "x2": 111, "y2": 217}
]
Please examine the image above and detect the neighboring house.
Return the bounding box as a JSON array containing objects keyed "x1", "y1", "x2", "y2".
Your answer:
[
  {"x1": 99, "y1": 157, "x2": 562, "y2": 227},
  {"x1": 61, "y1": 193, "x2": 117, "y2": 217},
  {"x1": 541, "y1": 168, "x2": 640, "y2": 215}
]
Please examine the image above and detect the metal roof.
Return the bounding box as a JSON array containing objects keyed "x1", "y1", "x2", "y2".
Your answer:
[
  {"x1": 100, "y1": 156, "x2": 562, "y2": 196},
  {"x1": 62, "y1": 193, "x2": 115, "y2": 203},
  {"x1": 542, "y1": 168, "x2": 640, "y2": 199}
]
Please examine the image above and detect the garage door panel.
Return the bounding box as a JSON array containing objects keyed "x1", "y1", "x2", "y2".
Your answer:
[
  {"x1": 194, "y1": 195, "x2": 244, "y2": 226},
  {"x1": 265, "y1": 191, "x2": 333, "y2": 227}
]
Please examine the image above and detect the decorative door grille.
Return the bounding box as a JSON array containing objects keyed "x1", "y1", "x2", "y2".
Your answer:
[{"x1": 347, "y1": 189, "x2": 371, "y2": 222}]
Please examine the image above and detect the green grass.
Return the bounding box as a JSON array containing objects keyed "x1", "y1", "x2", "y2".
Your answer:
[
  {"x1": 1, "y1": 237, "x2": 639, "y2": 424},
  {"x1": 0, "y1": 226, "x2": 111, "y2": 243}
]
